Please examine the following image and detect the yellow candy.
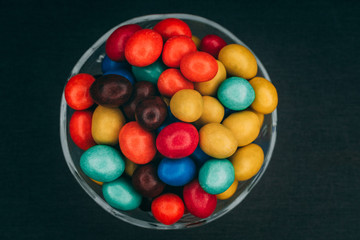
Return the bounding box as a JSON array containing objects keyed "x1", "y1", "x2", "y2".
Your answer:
[
  {"x1": 218, "y1": 44, "x2": 257, "y2": 79},
  {"x1": 230, "y1": 143, "x2": 264, "y2": 181},
  {"x1": 124, "y1": 158, "x2": 137, "y2": 176},
  {"x1": 161, "y1": 96, "x2": 171, "y2": 106},
  {"x1": 216, "y1": 180, "x2": 238, "y2": 200},
  {"x1": 191, "y1": 35, "x2": 201, "y2": 49},
  {"x1": 222, "y1": 111, "x2": 260, "y2": 147},
  {"x1": 91, "y1": 105, "x2": 126, "y2": 145},
  {"x1": 249, "y1": 77, "x2": 278, "y2": 114},
  {"x1": 249, "y1": 109, "x2": 264, "y2": 127},
  {"x1": 199, "y1": 123, "x2": 237, "y2": 158},
  {"x1": 195, "y1": 96, "x2": 224, "y2": 127},
  {"x1": 194, "y1": 60, "x2": 227, "y2": 96},
  {"x1": 170, "y1": 89, "x2": 203, "y2": 122},
  {"x1": 90, "y1": 178, "x2": 103, "y2": 185}
]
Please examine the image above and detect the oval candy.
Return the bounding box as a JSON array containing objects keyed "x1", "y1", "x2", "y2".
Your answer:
[
  {"x1": 69, "y1": 110, "x2": 96, "y2": 150},
  {"x1": 170, "y1": 89, "x2": 203, "y2": 122},
  {"x1": 158, "y1": 157, "x2": 196, "y2": 187}
]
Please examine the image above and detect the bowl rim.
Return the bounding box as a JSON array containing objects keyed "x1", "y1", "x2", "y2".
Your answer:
[{"x1": 60, "y1": 13, "x2": 278, "y2": 230}]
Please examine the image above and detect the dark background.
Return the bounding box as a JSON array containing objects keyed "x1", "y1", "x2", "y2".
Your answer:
[{"x1": 1, "y1": 0, "x2": 359, "y2": 239}]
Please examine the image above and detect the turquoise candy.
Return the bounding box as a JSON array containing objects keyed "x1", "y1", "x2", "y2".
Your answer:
[
  {"x1": 103, "y1": 177, "x2": 142, "y2": 211},
  {"x1": 198, "y1": 159, "x2": 235, "y2": 195},
  {"x1": 80, "y1": 145, "x2": 125, "y2": 182},
  {"x1": 132, "y1": 60, "x2": 166, "y2": 84},
  {"x1": 217, "y1": 77, "x2": 255, "y2": 111}
]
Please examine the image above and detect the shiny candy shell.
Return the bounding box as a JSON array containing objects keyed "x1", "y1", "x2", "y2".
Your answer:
[
  {"x1": 249, "y1": 77, "x2": 278, "y2": 114},
  {"x1": 131, "y1": 60, "x2": 166, "y2": 84},
  {"x1": 151, "y1": 193, "x2": 185, "y2": 225},
  {"x1": 158, "y1": 157, "x2": 196, "y2": 187},
  {"x1": 69, "y1": 110, "x2": 96, "y2": 151},
  {"x1": 170, "y1": 89, "x2": 203, "y2": 122},
  {"x1": 132, "y1": 163, "x2": 165, "y2": 198}
]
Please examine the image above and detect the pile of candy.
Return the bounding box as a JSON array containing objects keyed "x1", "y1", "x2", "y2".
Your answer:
[{"x1": 64, "y1": 18, "x2": 278, "y2": 225}]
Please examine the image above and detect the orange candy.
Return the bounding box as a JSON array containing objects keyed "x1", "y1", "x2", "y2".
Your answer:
[
  {"x1": 162, "y1": 36, "x2": 197, "y2": 68},
  {"x1": 157, "y1": 68, "x2": 194, "y2": 97},
  {"x1": 119, "y1": 121, "x2": 157, "y2": 164},
  {"x1": 180, "y1": 51, "x2": 218, "y2": 82}
]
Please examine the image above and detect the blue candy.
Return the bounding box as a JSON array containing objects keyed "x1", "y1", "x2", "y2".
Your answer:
[
  {"x1": 101, "y1": 55, "x2": 130, "y2": 73},
  {"x1": 191, "y1": 145, "x2": 210, "y2": 167},
  {"x1": 157, "y1": 157, "x2": 196, "y2": 186}
]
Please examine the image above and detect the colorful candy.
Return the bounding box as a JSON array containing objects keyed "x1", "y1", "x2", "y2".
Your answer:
[
  {"x1": 158, "y1": 157, "x2": 196, "y2": 186},
  {"x1": 180, "y1": 51, "x2": 218, "y2": 82},
  {"x1": 200, "y1": 34, "x2": 227, "y2": 58},
  {"x1": 103, "y1": 69, "x2": 135, "y2": 85},
  {"x1": 157, "y1": 68, "x2": 194, "y2": 98},
  {"x1": 101, "y1": 55, "x2": 130, "y2": 73},
  {"x1": 216, "y1": 180, "x2": 238, "y2": 200},
  {"x1": 151, "y1": 193, "x2": 185, "y2": 225},
  {"x1": 131, "y1": 60, "x2": 166, "y2": 84},
  {"x1": 135, "y1": 96, "x2": 168, "y2": 131},
  {"x1": 69, "y1": 110, "x2": 96, "y2": 150},
  {"x1": 195, "y1": 96, "x2": 224, "y2": 127},
  {"x1": 153, "y1": 18, "x2": 192, "y2": 41},
  {"x1": 194, "y1": 60, "x2": 227, "y2": 96},
  {"x1": 132, "y1": 163, "x2": 165, "y2": 198},
  {"x1": 65, "y1": 73, "x2": 95, "y2": 110},
  {"x1": 249, "y1": 77, "x2": 278, "y2": 114},
  {"x1": 162, "y1": 35, "x2": 197, "y2": 68},
  {"x1": 170, "y1": 89, "x2": 203, "y2": 122}
]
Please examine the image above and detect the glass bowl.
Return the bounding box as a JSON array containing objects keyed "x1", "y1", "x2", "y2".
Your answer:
[{"x1": 60, "y1": 13, "x2": 277, "y2": 229}]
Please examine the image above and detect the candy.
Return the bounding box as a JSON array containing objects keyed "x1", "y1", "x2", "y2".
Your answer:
[
  {"x1": 200, "y1": 34, "x2": 227, "y2": 58},
  {"x1": 162, "y1": 35, "x2": 197, "y2": 68},
  {"x1": 190, "y1": 145, "x2": 210, "y2": 167},
  {"x1": 151, "y1": 193, "x2": 185, "y2": 225},
  {"x1": 216, "y1": 180, "x2": 238, "y2": 200},
  {"x1": 118, "y1": 121, "x2": 156, "y2": 164},
  {"x1": 249, "y1": 77, "x2": 278, "y2": 114},
  {"x1": 90, "y1": 178, "x2": 103, "y2": 185},
  {"x1": 64, "y1": 73, "x2": 95, "y2": 110},
  {"x1": 101, "y1": 55, "x2": 130, "y2": 73},
  {"x1": 195, "y1": 96, "x2": 224, "y2": 127},
  {"x1": 135, "y1": 96, "x2": 168, "y2": 131},
  {"x1": 158, "y1": 157, "x2": 196, "y2": 186},
  {"x1": 131, "y1": 60, "x2": 166, "y2": 84},
  {"x1": 191, "y1": 35, "x2": 201, "y2": 48},
  {"x1": 105, "y1": 24, "x2": 142, "y2": 61},
  {"x1": 103, "y1": 69, "x2": 135, "y2": 85},
  {"x1": 199, "y1": 123, "x2": 237, "y2": 159},
  {"x1": 156, "y1": 122, "x2": 199, "y2": 159},
  {"x1": 170, "y1": 89, "x2": 203, "y2": 122},
  {"x1": 91, "y1": 105, "x2": 126, "y2": 145},
  {"x1": 180, "y1": 51, "x2": 218, "y2": 82},
  {"x1": 103, "y1": 177, "x2": 142, "y2": 210},
  {"x1": 69, "y1": 110, "x2": 96, "y2": 150},
  {"x1": 124, "y1": 157, "x2": 137, "y2": 176},
  {"x1": 249, "y1": 109, "x2": 264, "y2": 127},
  {"x1": 217, "y1": 77, "x2": 255, "y2": 111},
  {"x1": 125, "y1": 29, "x2": 163, "y2": 67},
  {"x1": 198, "y1": 159, "x2": 235, "y2": 195},
  {"x1": 222, "y1": 111, "x2": 260, "y2": 147},
  {"x1": 157, "y1": 68, "x2": 194, "y2": 98},
  {"x1": 153, "y1": 18, "x2": 192, "y2": 41},
  {"x1": 90, "y1": 74, "x2": 133, "y2": 107},
  {"x1": 218, "y1": 44, "x2": 257, "y2": 79},
  {"x1": 80, "y1": 145, "x2": 125, "y2": 182},
  {"x1": 230, "y1": 143, "x2": 264, "y2": 181},
  {"x1": 183, "y1": 179, "x2": 217, "y2": 218},
  {"x1": 194, "y1": 60, "x2": 227, "y2": 96},
  {"x1": 132, "y1": 163, "x2": 165, "y2": 198}
]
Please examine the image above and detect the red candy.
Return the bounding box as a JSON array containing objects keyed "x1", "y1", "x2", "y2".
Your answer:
[
  {"x1": 64, "y1": 73, "x2": 95, "y2": 110},
  {"x1": 157, "y1": 69, "x2": 194, "y2": 98},
  {"x1": 162, "y1": 36, "x2": 197, "y2": 68},
  {"x1": 119, "y1": 121, "x2": 156, "y2": 164},
  {"x1": 151, "y1": 193, "x2": 185, "y2": 225},
  {"x1": 183, "y1": 179, "x2": 217, "y2": 218},
  {"x1": 200, "y1": 34, "x2": 227, "y2": 58},
  {"x1": 69, "y1": 110, "x2": 96, "y2": 150},
  {"x1": 180, "y1": 51, "x2": 218, "y2": 82},
  {"x1": 125, "y1": 29, "x2": 163, "y2": 67},
  {"x1": 153, "y1": 18, "x2": 192, "y2": 41},
  {"x1": 156, "y1": 122, "x2": 199, "y2": 159},
  {"x1": 105, "y1": 24, "x2": 142, "y2": 61}
]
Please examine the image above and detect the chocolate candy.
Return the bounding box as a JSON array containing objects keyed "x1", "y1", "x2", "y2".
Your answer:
[
  {"x1": 158, "y1": 157, "x2": 196, "y2": 187},
  {"x1": 151, "y1": 193, "x2": 185, "y2": 225},
  {"x1": 132, "y1": 163, "x2": 165, "y2": 198},
  {"x1": 170, "y1": 89, "x2": 203, "y2": 122},
  {"x1": 104, "y1": 69, "x2": 135, "y2": 85},
  {"x1": 135, "y1": 96, "x2": 168, "y2": 131}
]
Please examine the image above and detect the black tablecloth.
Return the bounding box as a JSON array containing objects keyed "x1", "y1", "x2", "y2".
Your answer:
[{"x1": 1, "y1": 1, "x2": 359, "y2": 239}]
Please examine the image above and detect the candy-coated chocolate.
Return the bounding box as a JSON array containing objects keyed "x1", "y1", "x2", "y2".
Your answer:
[
  {"x1": 69, "y1": 110, "x2": 96, "y2": 150},
  {"x1": 90, "y1": 74, "x2": 133, "y2": 107},
  {"x1": 183, "y1": 179, "x2": 217, "y2": 218},
  {"x1": 156, "y1": 106, "x2": 180, "y2": 133},
  {"x1": 131, "y1": 60, "x2": 166, "y2": 84},
  {"x1": 101, "y1": 55, "x2": 130, "y2": 73},
  {"x1": 195, "y1": 96, "x2": 224, "y2": 127},
  {"x1": 151, "y1": 193, "x2": 184, "y2": 225},
  {"x1": 132, "y1": 163, "x2": 165, "y2": 198},
  {"x1": 180, "y1": 51, "x2": 218, "y2": 82},
  {"x1": 156, "y1": 122, "x2": 199, "y2": 159},
  {"x1": 104, "y1": 69, "x2": 135, "y2": 85},
  {"x1": 105, "y1": 24, "x2": 142, "y2": 61},
  {"x1": 217, "y1": 77, "x2": 255, "y2": 111},
  {"x1": 135, "y1": 96, "x2": 168, "y2": 131},
  {"x1": 199, "y1": 123, "x2": 237, "y2": 159},
  {"x1": 249, "y1": 109, "x2": 264, "y2": 127},
  {"x1": 249, "y1": 77, "x2": 278, "y2": 114},
  {"x1": 191, "y1": 35, "x2": 201, "y2": 49},
  {"x1": 194, "y1": 60, "x2": 227, "y2": 96},
  {"x1": 103, "y1": 177, "x2": 142, "y2": 211},
  {"x1": 200, "y1": 34, "x2": 227, "y2": 58},
  {"x1": 65, "y1": 73, "x2": 95, "y2": 110},
  {"x1": 230, "y1": 143, "x2": 264, "y2": 181},
  {"x1": 118, "y1": 121, "x2": 156, "y2": 164},
  {"x1": 191, "y1": 145, "x2": 210, "y2": 167},
  {"x1": 218, "y1": 44, "x2": 257, "y2": 79},
  {"x1": 153, "y1": 18, "x2": 192, "y2": 41},
  {"x1": 198, "y1": 159, "x2": 235, "y2": 195},
  {"x1": 222, "y1": 111, "x2": 260, "y2": 147},
  {"x1": 216, "y1": 179, "x2": 238, "y2": 200},
  {"x1": 125, "y1": 29, "x2": 163, "y2": 67},
  {"x1": 162, "y1": 35, "x2": 197, "y2": 68},
  {"x1": 170, "y1": 89, "x2": 203, "y2": 122},
  {"x1": 91, "y1": 105, "x2": 126, "y2": 145},
  {"x1": 157, "y1": 68, "x2": 194, "y2": 98},
  {"x1": 80, "y1": 145, "x2": 125, "y2": 182},
  {"x1": 158, "y1": 157, "x2": 196, "y2": 186},
  {"x1": 124, "y1": 157, "x2": 137, "y2": 176}
]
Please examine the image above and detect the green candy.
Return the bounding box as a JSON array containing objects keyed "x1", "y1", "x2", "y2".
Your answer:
[
  {"x1": 131, "y1": 60, "x2": 166, "y2": 84},
  {"x1": 199, "y1": 159, "x2": 235, "y2": 195},
  {"x1": 217, "y1": 77, "x2": 255, "y2": 111},
  {"x1": 103, "y1": 177, "x2": 142, "y2": 211},
  {"x1": 80, "y1": 145, "x2": 125, "y2": 182}
]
